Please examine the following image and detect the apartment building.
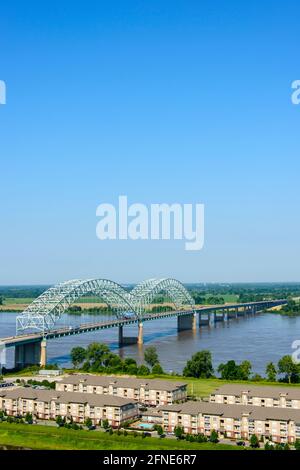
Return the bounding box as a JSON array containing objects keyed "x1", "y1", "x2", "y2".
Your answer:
[
  {"x1": 55, "y1": 375, "x2": 187, "y2": 405},
  {"x1": 160, "y1": 401, "x2": 300, "y2": 443},
  {"x1": 210, "y1": 384, "x2": 300, "y2": 409},
  {"x1": 0, "y1": 388, "x2": 138, "y2": 427}
]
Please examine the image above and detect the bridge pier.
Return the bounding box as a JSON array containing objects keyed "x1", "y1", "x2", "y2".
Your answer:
[
  {"x1": 192, "y1": 313, "x2": 197, "y2": 331},
  {"x1": 178, "y1": 313, "x2": 195, "y2": 331},
  {"x1": 40, "y1": 339, "x2": 47, "y2": 367},
  {"x1": 137, "y1": 321, "x2": 143, "y2": 345},
  {"x1": 119, "y1": 326, "x2": 124, "y2": 345},
  {"x1": 209, "y1": 311, "x2": 216, "y2": 327},
  {"x1": 118, "y1": 325, "x2": 139, "y2": 346},
  {"x1": 15, "y1": 341, "x2": 42, "y2": 369}
]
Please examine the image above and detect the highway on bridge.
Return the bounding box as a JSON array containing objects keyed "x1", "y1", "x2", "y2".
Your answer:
[{"x1": 0, "y1": 299, "x2": 286, "y2": 349}]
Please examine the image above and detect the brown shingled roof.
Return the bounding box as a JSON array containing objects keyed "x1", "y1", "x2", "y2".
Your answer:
[
  {"x1": 57, "y1": 374, "x2": 187, "y2": 391},
  {"x1": 159, "y1": 400, "x2": 300, "y2": 422},
  {"x1": 212, "y1": 384, "x2": 300, "y2": 400},
  {"x1": 0, "y1": 388, "x2": 136, "y2": 408}
]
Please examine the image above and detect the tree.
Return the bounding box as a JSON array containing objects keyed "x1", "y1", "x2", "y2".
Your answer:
[
  {"x1": 266, "y1": 362, "x2": 277, "y2": 382},
  {"x1": 25, "y1": 412, "x2": 33, "y2": 424},
  {"x1": 278, "y1": 355, "x2": 299, "y2": 383},
  {"x1": 144, "y1": 347, "x2": 159, "y2": 368},
  {"x1": 218, "y1": 360, "x2": 239, "y2": 380},
  {"x1": 209, "y1": 430, "x2": 219, "y2": 443},
  {"x1": 125, "y1": 363, "x2": 138, "y2": 375},
  {"x1": 86, "y1": 342, "x2": 110, "y2": 365},
  {"x1": 152, "y1": 362, "x2": 164, "y2": 375},
  {"x1": 154, "y1": 424, "x2": 163, "y2": 435},
  {"x1": 264, "y1": 441, "x2": 274, "y2": 450},
  {"x1": 138, "y1": 364, "x2": 150, "y2": 376},
  {"x1": 238, "y1": 360, "x2": 252, "y2": 380},
  {"x1": 295, "y1": 439, "x2": 300, "y2": 450},
  {"x1": 250, "y1": 434, "x2": 259, "y2": 448},
  {"x1": 123, "y1": 358, "x2": 138, "y2": 375},
  {"x1": 85, "y1": 417, "x2": 93, "y2": 429},
  {"x1": 56, "y1": 415, "x2": 64, "y2": 426},
  {"x1": 102, "y1": 419, "x2": 110, "y2": 429},
  {"x1": 174, "y1": 425, "x2": 184, "y2": 439},
  {"x1": 183, "y1": 350, "x2": 214, "y2": 378},
  {"x1": 123, "y1": 358, "x2": 137, "y2": 368},
  {"x1": 104, "y1": 353, "x2": 123, "y2": 371},
  {"x1": 70, "y1": 346, "x2": 86, "y2": 368}
]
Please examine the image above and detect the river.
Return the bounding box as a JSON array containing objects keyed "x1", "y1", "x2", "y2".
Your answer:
[{"x1": 0, "y1": 311, "x2": 299, "y2": 375}]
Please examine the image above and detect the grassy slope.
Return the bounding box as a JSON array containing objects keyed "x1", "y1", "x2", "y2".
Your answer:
[{"x1": 0, "y1": 423, "x2": 238, "y2": 450}]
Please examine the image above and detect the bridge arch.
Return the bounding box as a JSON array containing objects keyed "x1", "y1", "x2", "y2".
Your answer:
[
  {"x1": 16, "y1": 277, "x2": 195, "y2": 332},
  {"x1": 131, "y1": 278, "x2": 195, "y2": 314},
  {"x1": 16, "y1": 279, "x2": 134, "y2": 332}
]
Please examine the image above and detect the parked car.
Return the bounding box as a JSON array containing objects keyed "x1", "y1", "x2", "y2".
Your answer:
[
  {"x1": 0, "y1": 382, "x2": 14, "y2": 388},
  {"x1": 236, "y1": 441, "x2": 245, "y2": 446}
]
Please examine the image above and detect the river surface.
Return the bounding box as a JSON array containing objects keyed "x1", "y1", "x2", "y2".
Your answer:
[{"x1": 0, "y1": 311, "x2": 299, "y2": 374}]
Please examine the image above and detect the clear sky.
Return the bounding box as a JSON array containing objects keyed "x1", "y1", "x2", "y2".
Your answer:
[{"x1": 0, "y1": 0, "x2": 299, "y2": 285}]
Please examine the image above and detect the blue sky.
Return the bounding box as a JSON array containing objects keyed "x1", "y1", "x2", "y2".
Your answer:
[{"x1": 0, "y1": 0, "x2": 299, "y2": 284}]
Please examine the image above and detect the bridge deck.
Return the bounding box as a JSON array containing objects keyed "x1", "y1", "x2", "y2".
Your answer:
[{"x1": 0, "y1": 300, "x2": 286, "y2": 348}]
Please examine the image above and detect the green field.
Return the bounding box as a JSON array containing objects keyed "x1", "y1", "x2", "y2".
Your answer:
[
  {"x1": 3, "y1": 298, "x2": 35, "y2": 305},
  {"x1": 0, "y1": 423, "x2": 239, "y2": 450}
]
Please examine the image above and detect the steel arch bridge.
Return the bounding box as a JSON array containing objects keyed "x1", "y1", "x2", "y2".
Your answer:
[{"x1": 16, "y1": 278, "x2": 195, "y2": 333}]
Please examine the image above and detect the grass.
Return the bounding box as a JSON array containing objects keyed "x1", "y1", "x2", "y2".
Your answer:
[{"x1": 0, "y1": 422, "x2": 239, "y2": 450}]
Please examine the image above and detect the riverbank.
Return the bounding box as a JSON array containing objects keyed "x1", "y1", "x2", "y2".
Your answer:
[{"x1": 0, "y1": 422, "x2": 238, "y2": 450}]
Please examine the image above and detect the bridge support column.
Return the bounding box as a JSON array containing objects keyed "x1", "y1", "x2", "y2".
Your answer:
[
  {"x1": 118, "y1": 323, "x2": 143, "y2": 346},
  {"x1": 235, "y1": 307, "x2": 238, "y2": 318},
  {"x1": 192, "y1": 313, "x2": 197, "y2": 331},
  {"x1": 138, "y1": 321, "x2": 143, "y2": 345},
  {"x1": 15, "y1": 341, "x2": 41, "y2": 369},
  {"x1": 224, "y1": 310, "x2": 228, "y2": 322},
  {"x1": 40, "y1": 339, "x2": 47, "y2": 367},
  {"x1": 209, "y1": 312, "x2": 216, "y2": 327},
  {"x1": 178, "y1": 314, "x2": 194, "y2": 331},
  {"x1": 119, "y1": 326, "x2": 124, "y2": 345}
]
